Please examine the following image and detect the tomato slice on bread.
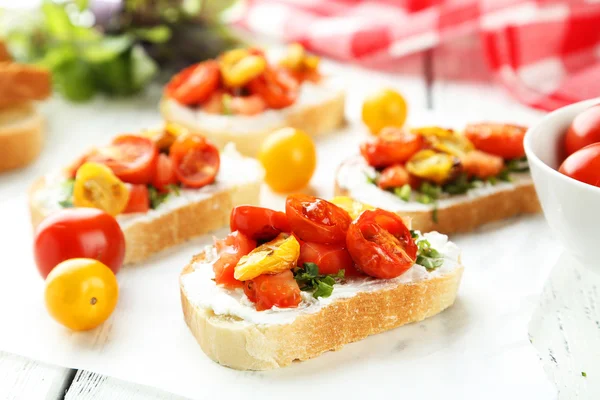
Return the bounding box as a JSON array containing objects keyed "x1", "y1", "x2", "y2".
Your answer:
[
  {"x1": 230, "y1": 206, "x2": 290, "y2": 242},
  {"x1": 152, "y1": 153, "x2": 178, "y2": 192},
  {"x1": 360, "y1": 128, "x2": 424, "y2": 168},
  {"x1": 123, "y1": 184, "x2": 150, "y2": 213},
  {"x1": 464, "y1": 123, "x2": 526, "y2": 160},
  {"x1": 169, "y1": 134, "x2": 220, "y2": 188},
  {"x1": 298, "y1": 241, "x2": 362, "y2": 276},
  {"x1": 346, "y1": 209, "x2": 417, "y2": 279},
  {"x1": 247, "y1": 66, "x2": 298, "y2": 109},
  {"x1": 165, "y1": 61, "x2": 220, "y2": 106},
  {"x1": 243, "y1": 270, "x2": 302, "y2": 311},
  {"x1": 213, "y1": 231, "x2": 257, "y2": 288}
]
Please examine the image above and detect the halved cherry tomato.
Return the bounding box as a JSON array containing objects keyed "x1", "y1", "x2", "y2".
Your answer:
[
  {"x1": 413, "y1": 126, "x2": 474, "y2": 157},
  {"x1": 86, "y1": 135, "x2": 158, "y2": 184},
  {"x1": 559, "y1": 143, "x2": 600, "y2": 188},
  {"x1": 73, "y1": 162, "x2": 130, "y2": 216},
  {"x1": 213, "y1": 231, "x2": 256, "y2": 288},
  {"x1": 378, "y1": 164, "x2": 410, "y2": 190},
  {"x1": 219, "y1": 48, "x2": 267, "y2": 88},
  {"x1": 123, "y1": 184, "x2": 150, "y2": 213},
  {"x1": 286, "y1": 194, "x2": 352, "y2": 245},
  {"x1": 247, "y1": 66, "x2": 298, "y2": 109},
  {"x1": 360, "y1": 127, "x2": 424, "y2": 168},
  {"x1": 169, "y1": 134, "x2": 220, "y2": 188},
  {"x1": 406, "y1": 149, "x2": 460, "y2": 185},
  {"x1": 165, "y1": 61, "x2": 221, "y2": 105},
  {"x1": 565, "y1": 105, "x2": 600, "y2": 156},
  {"x1": 298, "y1": 242, "x2": 354, "y2": 275},
  {"x1": 34, "y1": 208, "x2": 125, "y2": 278},
  {"x1": 152, "y1": 153, "x2": 178, "y2": 192},
  {"x1": 230, "y1": 206, "x2": 290, "y2": 242},
  {"x1": 461, "y1": 150, "x2": 504, "y2": 179},
  {"x1": 346, "y1": 209, "x2": 417, "y2": 279},
  {"x1": 243, "y1": 270, "x2": 301, "y2": 311},
  {"x1": 464, "y1": 123, "x2": 527, "y2": 160}
]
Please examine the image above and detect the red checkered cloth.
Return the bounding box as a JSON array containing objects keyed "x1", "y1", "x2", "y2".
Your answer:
[{"x1": 236, "y1": 0, "x2": 600, "y2": 111}]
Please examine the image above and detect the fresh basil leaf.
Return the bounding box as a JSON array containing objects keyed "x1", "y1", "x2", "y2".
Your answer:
[
  {"x1": 313, "y1": 280, "x2": 334, "y2": 299},
  {"x1": 148, "y1": 185, "x2": 170, "y2": 209},
  {"x1": 410, "y1": 230, "x2": 418, "y2": 239},
  {"x1": 487, "y1": 176, "x2": 498, "y2": 185},
  {"x1": 442, "y1": 173, "x2": 471, "y2": 195},
  {"x1": 419, "y1": 182, "x2": 442, "y2": 200},
  {"x1": 166, "y1": 183, "x2": 181, "y2": 196},
  {"x1": 394, "y1": 184, "x2": 411, "y2": 202},
  {"x1": 303, "y1": 262, "x2": 319, "y2": 278},
  {"x1": 416, "y1": 238, "x2": 444, "y2": 271},
  {"x1": 320, "y1": 275, "x2": 336, "y2": 286}
]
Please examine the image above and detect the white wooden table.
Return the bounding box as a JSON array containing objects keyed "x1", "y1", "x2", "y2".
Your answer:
[{"x1": 0, "y1": 39, "x2": 595, "y2": 399}]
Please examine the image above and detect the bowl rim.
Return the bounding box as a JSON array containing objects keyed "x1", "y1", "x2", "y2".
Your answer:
[{"x1": 524, "y1": 97, "x2": 600, "y2": 194}]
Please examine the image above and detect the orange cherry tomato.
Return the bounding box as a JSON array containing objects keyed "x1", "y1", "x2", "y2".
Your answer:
[
  {"x1": 230, "y1": 206, "x2": 290, "y2": 242},
  {"x1": 213, "y1": 231, "x2": 257, "y2": 289},
  {"x1": 564, "y1": 105, "x2": 600, "y2": 156},
  {"x1": 34, "y1": 208, "x2": 125, "y2": 278},
  {"x1": 377, "y1": 164, "x2": 411, "y2": 190},
  {"x1": 464, "y1": 123, "x2": 527, "y2": 160},
  {"x1": 45, "y1": 258, "x2": 119, "y2": 331},
  {"x1": 152, "y1": 153, "x2": 178, "y2": 192},
  {"x1": 123, "y1": 184, "x2": 150, "y2": 213},
  {"x1": 346, "y1": 209, "x2": 417, "y2": 279},
  {"x1": 243, "y1": 270, "x2": 302, "y2": 311},
  {"x1": 461, "y1": 150, "x2": 504, "y2": 179},
  {"x1": 559, "y1": 143, "x2": 600, "y2": 188},
  {"x1": 169, "y1": 134, "x2": 220, "y2": 188},
  {"x1": 165, "y1": 61, "x2": 221, "y2": 105},
  {"x1": 286, "y1": 194, "x2": 352, "y2": 245},
  {"x1": 298, "y1": 241, "x2": 355, "y2": 275},
  {"x1": 360, "y1": 127, "x2": 424, "y2": 168},
  {"x1": 247, "y1": 66, "x2": 298, "y2": 109},
  {"x1": 86, "y1": 135, "x2": 158, "y2": 184}
]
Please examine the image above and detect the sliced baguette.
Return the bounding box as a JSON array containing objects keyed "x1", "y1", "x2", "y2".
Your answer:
[
  {"x1": 160, "y1": 88, "x2": 346, "y2": 157},
  {"x1": 180, "y1": 245, "x2": 463, "y2": 371},
  {"x1": 335, "y1": 156, "x2": 541, "y2": 234},
  {"x1": 0, "y1": 103, "x2": 44, "y2": 172},
  {"x1": 28, "y1": 150, "x2": 263, "y2": 264}
]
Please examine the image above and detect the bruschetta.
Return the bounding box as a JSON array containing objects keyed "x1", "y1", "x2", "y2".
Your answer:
[
  {"x1": 179, "y1": 195, "x2": 463, "y2": 370},
  {"x1": 335, "y1": 124, "x2": 541, "y2": 233},
  {"x1": 160, "y1": 44, "x2": 345, "y2": 156},
  {"x1": 28, "y1": 126, "x2": 263, "y2": 264}
]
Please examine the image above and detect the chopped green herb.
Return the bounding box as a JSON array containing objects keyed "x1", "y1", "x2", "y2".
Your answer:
[
  {"x1": 394, "y1": 184, "x2": 412, "y2": 202},
  {"x1": 582, "y1": 372, "x2": 587, "y2": 377},
  {"x1": 417, "y1": 194, "x2": 433, "y2": 205},
  {"x1": 148, "y1": 186, "x2": 169, "y2": 209},
  {"x1": 432, "y1": 205, "x2": 439, "y2": 223},
  {"x1": 442, "y1": 173, "x2": 471, "y2": 195},
  {"x1": 505, "y1": 156, "x2": 530, "y2": 173},
  {"x1": 416, "y1": 239, "x2": 444, "y2": 271},
  {"x1": 366, "y1": 173, "x2": 378, "y2": 185},
  {"x1": 222, "y1": 94, "x2": 233, "y2": 115},
  {"x1": 487, "y1": 176, "x2": 498, "y2": 185},
  {"x1": 294, "y1": 262, "x2": 345, "y2": 299},
  {"x1": 166, "y1": 183, "x2": 181, "y2": 196},
  {"x1": 419, "y1": 182, "x2": 442, "y2": 200},
  {"x1": 497, "y1": 168, "x2": 512, "y2": 182},
  {"x1": 57, "y1": 179, "x2": 75, "y2": 208},
  {"x1": 410, "y1": 230, "x2": 418, "y2": 239}
]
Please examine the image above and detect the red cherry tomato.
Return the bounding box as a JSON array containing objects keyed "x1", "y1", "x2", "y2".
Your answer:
[
  {"x1": 461, "y1": 150, "x2": 504, "y2": 179},
  {"x1": 34, "y1": 208, "x2": 126, "y2": 278},
  {"x1": 152, "y1": 153, "x2": 178, "y2": 192},
  {"x1": 360, "y1": 127, "x2": 424, "y2": 168},
  {"x1": 123, "y1": 184, "x2": 150, "y2": 213},
  {"x1": 165, "y1": 61, "x2": 221, "y2": 106},
  {"x1": 286, "y1": 194, "x2": 352, "y2": 245},
  {"x1": 298, "y1": 242, "x2": 354, "y2": 275},
  {"x1": 169, "y1": 134, "x2": 220, "y2": 188},
  {"x1": 565, "y1": 105, "x2": 600, "y2": 156},
  {"x1": 230, "y1": 206, "x2": 290, "y2": 242},
  {"x1": 378, "y1": 164, "x2": 410, "y2": 190},
  {"x1": 247, "y1": 66, "x2": 298, "y2": 109},
  {"x1": 346, "y1": 209, "x2": 417, "y2": 279},
  {"x1": 86, "y1": 135, "x2": 158, "y2": 184},
  {"x1": 558, "y1": 143, "x2": 600, "y2": 188},
  {"x1": 243, "y1": 270, "x2": 302, "y2": 311},
  {"x1": 464, "y1": 123, "x2": 527, "y2": 160},
  {"x1": 213, "y1": 231, "x2": 256, "y2": 289}
]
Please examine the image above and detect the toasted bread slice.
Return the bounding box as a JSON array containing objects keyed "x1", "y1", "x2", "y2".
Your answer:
[
  {"x1": 0, "y1": 62, "x2": 51, "y2": 109},
  {"x1": 160, "y1": 82, "x2": 345, "y2": 157},
  {"x1": 180, "y1": 232, "x2": 463, "y2": 370},
  {"x1": 0, "y1": 103, "x2": 44, "y2": 172},
  {"x1": 28, "y1": 146, "x2": 263, "y2": 264},
  {"x1": 335, "y1": 156, "x2": 541, "y2": 234}
]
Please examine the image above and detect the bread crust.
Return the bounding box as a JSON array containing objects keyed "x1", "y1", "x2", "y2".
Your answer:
[
  {"x1": 160, "y1": 90, "x2": 346, "y2": 156},
  {"x1": 28, "y1": 177, "x2": 261, "y2": 264},
  {"x1": 334, "y1": 158, "x2": 541, "y2": 234},
  {"x1": 0, "y1": 103, "x2": 44, "y2": 172},
  {"x1": 180, "y1": 251, "x2": 463, "y2": 370}
]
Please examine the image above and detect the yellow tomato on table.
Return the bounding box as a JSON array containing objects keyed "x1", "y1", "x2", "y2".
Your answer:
[
  {"x1": 258, "y1": 128, "x2": 316, "y2": 193},
  {"x1": 362, "y1": 88, "x2": 408, "y2": 135},
  {"x1": 45, "y1": 258, "x2": 119, "y2": 331}
]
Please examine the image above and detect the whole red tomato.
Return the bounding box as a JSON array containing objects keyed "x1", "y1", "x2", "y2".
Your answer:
[
  {"x1": 559, "y1": 143, "x2": 600, "y2": 188},
  {"x1": 564, "y1": 105, "x2": 600, "y2": 156},
  {"x1": 230, "y1": 206, "x2": 290, "y2": 242},
  {"x1": 346, "y1": 209, "x2": 417, "y2": 279},
  {"x1": 34, "y1": 208, "x2": 126, "y2": 278}
]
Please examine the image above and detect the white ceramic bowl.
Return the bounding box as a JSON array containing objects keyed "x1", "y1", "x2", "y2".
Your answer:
[{"x1": 524, "y1": 98, "x2": 600, "y2": 269}]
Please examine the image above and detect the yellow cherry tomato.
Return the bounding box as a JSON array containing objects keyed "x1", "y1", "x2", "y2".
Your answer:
[
  {"x1": 279, "y1": 43, "x2": 320, "y2": 71},
  {"x1": 413, "y1": 126, "x2": 474, "y2": 157},
  {"x1": 362, "y1": 88, "x2": 408, "y2": 135},
  {"x1": 220, "y1": 48, "x2": 267, "y2": 88},
  {"x1": 258, "y1": 127, "x2": 317, "y2": 193},
  {"x1": 234, "y1": 233, "x2": 300, "y2": 281},
  {"x1": 141, "y1": 122, "x2": 187, "y2": 151},
  {"x1": 329, "y1": 196, "x2": 374, "y2": 220},
  {"x1": 73, "y1": 162, "x2": 129, "y2": 216},
  {"x1": 45, "y1": 258, "x2": 119, "y2": 331},
  {"x1": 406, "y1": 150, "x2": 459, "y2": 185}
]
